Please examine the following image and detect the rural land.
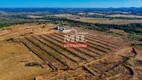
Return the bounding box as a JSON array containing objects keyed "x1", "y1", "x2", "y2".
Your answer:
[{"x1": 0, "y1": 8, "x2": 142, "y2": 80}]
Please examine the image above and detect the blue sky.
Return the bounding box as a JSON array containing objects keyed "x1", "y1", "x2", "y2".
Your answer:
[{"x1": 0, "y1": 0, "x2": 142, "y2": 8}]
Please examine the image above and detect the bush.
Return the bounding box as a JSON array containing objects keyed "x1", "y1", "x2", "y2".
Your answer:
[
  {"x1": 131, "y1": 42, "x2": 137, "y2": 46},
  {"x1": 7, "y1": 38, "x2": 15, "y2": 41},
  {"x1": 42, "y1": 26, "x2": 45, "y2": 28},
  {"x1": 25, "y1": 62, "x2": 40, "y2": 66}
]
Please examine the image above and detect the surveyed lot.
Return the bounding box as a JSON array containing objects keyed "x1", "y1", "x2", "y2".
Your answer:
[{"x1": 20, "y1": 32, "x2": 136, "y2": 80}]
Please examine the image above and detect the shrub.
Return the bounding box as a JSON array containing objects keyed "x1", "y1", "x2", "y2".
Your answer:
[
  {"x1": 131, "y1": 42, "x2": 137, "y2": 46},
  {"x1": 25, "y1": 62, "x2": 40, "y2": 66},
  {"x1": 8, "y1": 38, "x2": 15, "y2": 41},
  {"x1": 42, "y1": 26, "x2": 45, "y2": 28}
]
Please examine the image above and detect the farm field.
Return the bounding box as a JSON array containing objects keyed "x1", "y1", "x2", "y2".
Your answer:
[
  {"x1": 79, "y1": 18, "x2": 142, "y2": 24},
  {"x1": 54, "y1": 14, "x2": 80, "y2": 19},
  {"x1": 107, "y1": 14, "x2": 142, "y2": 18}
]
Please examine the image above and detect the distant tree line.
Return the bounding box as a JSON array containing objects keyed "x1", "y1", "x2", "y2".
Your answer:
[
  {"x1": 42, "y1": 17, "x2": 142, "y2": 34},
  {"x1": 0, "y1": 15, "x2": 141, "y2": 35}
]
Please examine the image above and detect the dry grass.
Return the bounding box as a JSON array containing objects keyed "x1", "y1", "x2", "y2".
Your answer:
[
  {"x1": 0, "y1": 23, "x2": 58, "y2": 80},
  {"x1": 135, "y1": 48, "x2": 142, "y2": 61},
  {"x1": 55, "y1": 14, "x2": 80, "y2": 19},
  {"x1": 27, "y1": 15, "x2": 43, "y2": 19},
  {"x1": 107, "y1": 14, "x2": 142, "y2": 18},
  {"x1": 55, "y1": 14, "x2": 73, "y2": 17},
  {"x1": 110, "y1": 29, "x2": 128, "y2": 35},
  {"x1": 0, "y1": 41, "x2": 48, "y2": 80},
  {"x1": 88, "y1": 12, "x2": 104, "y2": 16},
  {"x1": 0, "y1": 23, "x2": 57, "y2": 40}
]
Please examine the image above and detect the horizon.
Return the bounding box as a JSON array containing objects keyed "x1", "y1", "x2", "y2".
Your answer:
[{"x1": 0, "y1": 0, "x2": 142, "y2": 8}]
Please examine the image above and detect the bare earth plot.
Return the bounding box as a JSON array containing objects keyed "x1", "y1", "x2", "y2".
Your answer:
[{"x1": 20, "y1": 31, "x2": 139, "y2": 80}]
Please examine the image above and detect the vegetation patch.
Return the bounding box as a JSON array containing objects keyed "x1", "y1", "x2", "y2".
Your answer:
[
  {"x1": 0, "y1": 24, "x2": 9, "y2": 28},
  {"x1": 25, "y1": 62, "x2": 40, "y2": 67}
]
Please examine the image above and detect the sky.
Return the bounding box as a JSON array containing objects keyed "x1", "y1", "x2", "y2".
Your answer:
[{"x1": 0, "y1": 0, "x2": 142, "y2": 8}]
